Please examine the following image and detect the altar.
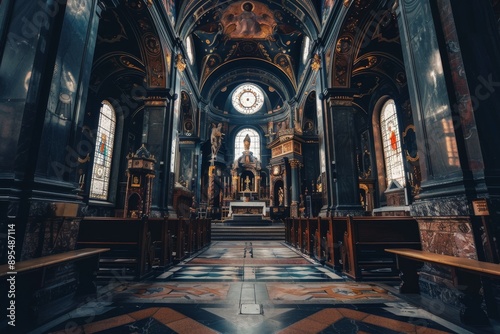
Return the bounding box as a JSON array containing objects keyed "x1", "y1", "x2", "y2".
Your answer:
[{"x1": 229, "y1": 201, "x2": 266, "y2": 216}]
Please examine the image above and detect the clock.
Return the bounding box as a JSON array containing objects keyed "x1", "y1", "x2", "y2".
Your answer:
[
  {"x1": 231, "y1": 84, "x2": 264, "y2": 114},
  {"x1": 272, "y1": 165, "x2": 281, "y2": 176},
  {"x1": 239, "y1": 91, "x2": 257, "y2": 108}
]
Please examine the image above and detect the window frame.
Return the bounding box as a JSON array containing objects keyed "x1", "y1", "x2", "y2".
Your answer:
[
  {"x1": 89, "y1": 101, "x2": 116, "y2": 201},
  {"x1": 234, "y1": 128, "x2": 261, "y2": 160},
  {"x1": 380, "y1": 99, "x2": 405, "y2": 188}
]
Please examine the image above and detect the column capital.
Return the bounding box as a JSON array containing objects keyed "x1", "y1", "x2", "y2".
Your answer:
[
  {"x1": 144, "y1": 89, "x2": 178, "y2": 106},
  {"x1": 321, "y1": 88, "x2": 358, "y2": 107},
  {"x1": 289, "y1": 159, "x2": 302, "y2": 168}
]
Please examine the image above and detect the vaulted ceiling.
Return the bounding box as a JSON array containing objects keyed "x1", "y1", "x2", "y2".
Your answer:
[
  {"x1": 89, "y1": 0, "x2": 405, "y2": 128},
  {"x1": 175, "y1": 0, "x2": 324, "y2": 120}
]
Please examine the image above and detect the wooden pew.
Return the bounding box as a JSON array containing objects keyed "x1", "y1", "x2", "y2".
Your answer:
[
  {"x1": 386, "y1": 248, "x2": 500, "y2": 326},
  {"x1": 341, "y1": 216, "x2": 421, "y2": 280},
  {"x1": 0, "y1": 248, "x2": 108, "y2": 330},
  {"x1": 318, "y1": 217, "x2": 347, "y2": 270},
  {"x1": 148, "y1": 218, "x2": 173, "y2": 268},
  {"x1": 284, "y1": 218, "x2": 292, "y2": 244},
  {"x1": 77, "y1": 217, "x2": 151, "y2": 280}
]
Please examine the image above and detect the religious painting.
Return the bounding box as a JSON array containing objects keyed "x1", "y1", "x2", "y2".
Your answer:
[
  {"x1": 131, "y1": 175, "x2": 141, "y2": 188},
  {"x1": 220, "y1": 1, "x2": 276, "y2": 40},
  {"x1": 274, "y1": 54, "x2": 296, "y2": 85},
  {"x1": 201, "y1": 54, "x2": 222, "y2": 86},
  {"x1": 162, "y1": 0, "x2": 176, "y2": 27},
  {"x1": 323, "y1": 0, "x2": 335, "y2": 25},
  {"x1": 165, "y1": 46, "x2": 172, "y2": 76}
]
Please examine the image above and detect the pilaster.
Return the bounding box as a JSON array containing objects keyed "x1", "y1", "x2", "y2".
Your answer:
[{"x1": 324, "y1": 89, "x2": 364, "y2": 217}]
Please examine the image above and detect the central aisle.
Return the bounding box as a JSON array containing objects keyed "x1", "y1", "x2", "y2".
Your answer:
[{"x1": 39, "y1": 241, "x2": 469, "y2": 334}]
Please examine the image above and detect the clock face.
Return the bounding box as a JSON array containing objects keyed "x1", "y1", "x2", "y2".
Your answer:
[
  {"x1": 240, "y1": 91, "x2": 257, "y2": 108},
  {"x1": 232, "y1": 84, "x2": 264, "y2": 114},
  {"x1": 273, "y1": 165, "x2": 280, "y2": 175}
]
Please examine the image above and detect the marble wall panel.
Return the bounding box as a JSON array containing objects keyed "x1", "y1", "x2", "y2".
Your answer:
[
  {"x1": 417, "y1": 217, "x2": 477, "y2": 258},
  {"x1": 20, "y1": 201, "x2": 83, "y2": 260}
]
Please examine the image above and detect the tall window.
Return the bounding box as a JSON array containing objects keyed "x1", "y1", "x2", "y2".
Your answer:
[
  {"x1": 234, "y1": 128, "x2": 260, "y2": 160},
  {"x1": 90, "y1": 101, "x2": 116, "y2": 200},
  {"x1": 380, "y1": 100, "x2": 405, "y2": 187}
]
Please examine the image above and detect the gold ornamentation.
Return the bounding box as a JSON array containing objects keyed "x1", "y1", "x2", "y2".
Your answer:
[
  {"x1": 175, "y1": 54, "x2": 186, "y2": 72},
  {"x1": 311, "y1": 54, "x2": 321, "y2": 71},
  {"x1": 289, "y1": 159, "x2": 302, "y2": 168}
]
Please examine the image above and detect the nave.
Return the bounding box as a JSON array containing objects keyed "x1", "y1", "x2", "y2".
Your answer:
[{"x1": 33, "y1": 241, "x2": 494, "y2": 334}]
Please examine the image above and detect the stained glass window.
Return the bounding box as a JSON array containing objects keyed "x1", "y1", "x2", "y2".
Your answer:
[
  {"x1": 380, "y1": 99, "x2": 405, "y2": 187},
  {"x1": 90, "y1": 101, "x2": 116, "y2": 200},
  {"x1": 234, "y1": 128, "x2": 260, "y2": 160}
]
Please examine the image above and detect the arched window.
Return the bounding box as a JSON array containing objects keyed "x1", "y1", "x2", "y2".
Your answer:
[
  {"x1": 90, "y1": 101, "x2": 116, "y2": 200},
  {"x1": 380, "y1": 99, "x2": 405, "y2": 187},
  {"x1": 234, "y1": 128, "x2": 260, "y2": 160}
]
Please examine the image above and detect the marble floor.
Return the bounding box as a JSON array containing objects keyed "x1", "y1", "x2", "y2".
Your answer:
[{"x1": 32, "y1": 241, "x2": 499, "y2": 334}]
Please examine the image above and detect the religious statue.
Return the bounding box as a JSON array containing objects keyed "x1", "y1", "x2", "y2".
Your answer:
[
  {"x1": 278, "y1": 187, "x2": 284, "y2": 206},
  {"x1": 244, "y1": 133, "x2": 251, "y2": 151},
  {"x1": 211, "y1": 123, "x2": 224, "y2": 161}
]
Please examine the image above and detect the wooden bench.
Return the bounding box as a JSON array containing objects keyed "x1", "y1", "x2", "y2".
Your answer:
[
  {"x1": 0, "y1": 248, "x2": 109, "y2": 329},
  {"x1": 386, "y1": 248, "x2": 500, "y2": 326},
  {"x1": 0, "y1": 248, "x2": 109, "y2": 277},
  {"x1": 323, "y1": 216, "x2": 420, "y2": 280}
]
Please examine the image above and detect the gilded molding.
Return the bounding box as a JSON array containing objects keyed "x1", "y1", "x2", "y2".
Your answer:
[
  {"x1": 327, "y1": 95, "x2": 354, "y2": 107},
  {"x1": 289, "y1": 159, "x2": 302, "y2": 168},
  {"x1": 311, "y1": 54, "x2": 321, "y2": 71},
  {"x1": 175, "y1": 54, "x2": 187, "y2": 72}
]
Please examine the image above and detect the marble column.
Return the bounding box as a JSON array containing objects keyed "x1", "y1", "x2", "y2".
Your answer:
[
  {"x1": 325, "y1": 90, "x2": 364, "y2": 217},
  {"x1": 394, "y1": 0, "x2": 470, "y2": 216},
  {"x1": 289, "y1": 159, "x2": 301, "y2": 217},
  {"x1": 142, "y1": 90, "x2": 170, "y2": 217},
  {"x1": 0, "y1": 0, "x2": 102, "y2": 260}
]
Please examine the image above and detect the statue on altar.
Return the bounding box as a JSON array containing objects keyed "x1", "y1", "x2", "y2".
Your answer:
[
  {"x1": 230, "y1": 132, "x2": 263, "y2": 200},
  {"x1": 244, "y1": 133, "x2": 251, "y2": 151}
]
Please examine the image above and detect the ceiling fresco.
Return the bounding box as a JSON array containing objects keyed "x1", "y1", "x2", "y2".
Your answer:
[
  {"x1": 175, "y1": 0, "x2": 322, "y2": 111},
  {"x1": 88, "y1": 0, "x2": 407, "y2": 128}
]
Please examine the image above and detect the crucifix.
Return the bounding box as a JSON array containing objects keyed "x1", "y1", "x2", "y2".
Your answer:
[{"x1": 244, "y1": 175, "x2": 251, "y2": 191}]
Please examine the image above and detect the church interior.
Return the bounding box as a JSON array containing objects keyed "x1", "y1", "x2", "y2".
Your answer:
[{"x1": 1, "y1": 0, "x2": 500, "y2": 333}]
